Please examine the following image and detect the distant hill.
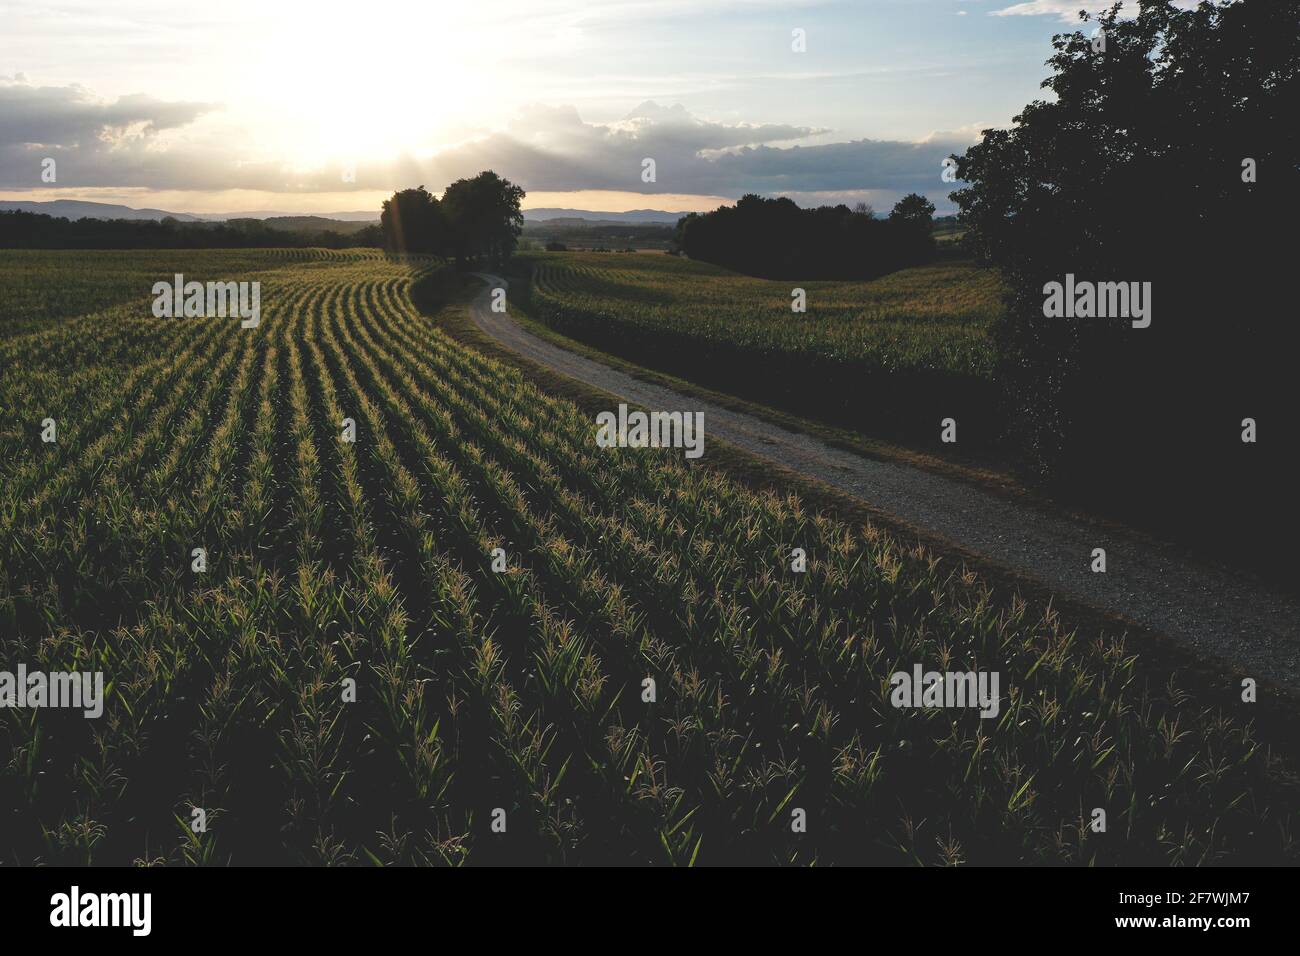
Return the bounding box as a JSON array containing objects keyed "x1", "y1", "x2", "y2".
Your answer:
[
  {"x1": 0, "y1": 200, "x2": 380, "y2": 225},
  {"x1": 197, "y1": 210, "x2": 380, "y2": 222},
  {"x1": 0, "y1": 200, "x2": 203, "y2": 222},
  {"x1": 3, "y1": 200, "x2": 686, "y2": 227},
  {"x1": 521, "y1": 216, "x2": 677, "y2": 251},
  {"x1": 523, "y1": 208, "x2": 690, "y2": 224}
]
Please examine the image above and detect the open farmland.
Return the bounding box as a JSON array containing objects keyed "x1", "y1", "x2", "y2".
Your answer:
[
  {"x1": 0, "y1": 248, "x2": 1295, "y2": 866},
  {"x1": 518, "y1": 252, "x2": 1005, "y2": 444},
  {"x1": 0, "y1": 248, "x2": 316, "y2": 336}
]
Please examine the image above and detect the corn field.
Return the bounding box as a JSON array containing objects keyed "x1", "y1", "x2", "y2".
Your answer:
[
  {"x1": 517, "y1": 252, "x2": 1006, "y2": 444},
  {"x1": 527, "y1": 253, "x2": 1001, "y2": 373},
  {"x1": 0, "y1": 248, "x2": 1294, "y2": 866}
]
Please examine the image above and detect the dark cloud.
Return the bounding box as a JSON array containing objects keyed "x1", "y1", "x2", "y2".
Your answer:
[
  {"x1": 408, "y1": 102, "x2": 972, "y2": 203},
  {"x1": 0, "y1": 79, "x2": 974, "y2": 209},
  {"x1": 0, "y1": 76, "x2": 215, "y2": 148},
  {"x1": 0, "y1": 75, "x2": 220, "y2": 188}
]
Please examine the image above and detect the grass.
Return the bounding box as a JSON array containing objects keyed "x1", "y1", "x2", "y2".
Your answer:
[{"x1": 0, "y1": 248, "x2": 1295, "y2": 866}]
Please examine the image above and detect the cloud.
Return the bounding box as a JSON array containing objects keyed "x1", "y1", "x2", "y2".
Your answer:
[
  {"x1": 0, "y1": 78, "x2": 976, "y2": 211},
  {"x1": 990, "y1": 0, "x2": 1199, "y2": 21},
  {"x1": 0, "y1": 74, "x2": 223, "y2": 190},
  {"x1": 406, "y1": 102, "x2": 975, "y2": 208},
  {"x1": 0, "y1": 74, "x2": 215, "y2": 149}
]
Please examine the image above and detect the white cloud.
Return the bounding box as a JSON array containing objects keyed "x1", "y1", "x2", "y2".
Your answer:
[{"x1": 991, "y1": 0, "x2": 1199, "y2": 21}]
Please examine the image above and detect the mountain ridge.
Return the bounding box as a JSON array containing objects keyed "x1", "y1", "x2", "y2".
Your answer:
[
  {"x1": 2, "y1": 200, "x2": 694, "y2": 226},
  {"x1": 0, "y1": 200, "x2": 380, "y2": 223}
]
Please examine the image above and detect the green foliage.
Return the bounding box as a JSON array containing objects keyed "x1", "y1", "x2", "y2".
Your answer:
[
  {"x1": 0, "y1": 248, "x2": 1294, "y2": 865},
  {"x1": 440, "y1": 171, "x2": 525, "y2": 266},
  {"x1": 520, "y1": 251, "x2": 1004, "y2": 445}
]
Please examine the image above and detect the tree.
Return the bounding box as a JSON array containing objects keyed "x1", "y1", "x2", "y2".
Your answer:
[
  {"x1": 439, "y1": 171, "x2": 525, "y2": 267},
  {"x1": 380, "y1": 186, "x2": 445, "y2": 254},
  {"x1": 888, "y1": 193, "x2": 935, "y2": 227},
  {"x1": 951, "y1": 0, "x2": 1298, "y2": 560}
]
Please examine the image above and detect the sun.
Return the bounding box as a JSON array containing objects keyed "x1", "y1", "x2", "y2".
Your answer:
[{"x1": 239, "y1": 0, "x2": 514, "y2": 169}]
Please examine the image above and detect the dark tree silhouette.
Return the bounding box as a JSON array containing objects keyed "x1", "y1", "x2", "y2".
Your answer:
[
  {"x1": 0, "y1": 210, "x2": 381, "y2": 249},
  {"x1": 439, "y1": 171, "x2": 525, "y2": 267},
  {"x1": 888, "y1": 193, "x2": 935, "y2": 227},
  {"x1": 951, "y1": 0, "x2": 1299, "y2": 569},
  {"x1": 675, "y1": 193, "x2": 934, "y2": 280},
  {"x1": 380, "y1": 186, "x2": 446, "y2": 254}
]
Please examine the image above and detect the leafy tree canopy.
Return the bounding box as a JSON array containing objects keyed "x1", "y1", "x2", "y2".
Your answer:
[{"x1": 951, "y1": 0, "x2": 1297, "y2": 555}]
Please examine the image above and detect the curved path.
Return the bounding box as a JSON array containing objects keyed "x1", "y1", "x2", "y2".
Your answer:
[{"x1": 470, "y1": 273, "x2": 1300, "y2": 693}]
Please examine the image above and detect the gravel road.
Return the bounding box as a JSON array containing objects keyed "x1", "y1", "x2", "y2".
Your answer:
[{"x1": 470, "y1": 273, "x2": 1299, "y2": 693}]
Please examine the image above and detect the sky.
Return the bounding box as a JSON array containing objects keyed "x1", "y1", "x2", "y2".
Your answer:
[{"x1": 0, "y1": 0, "x2": 1190, "y2": 216}]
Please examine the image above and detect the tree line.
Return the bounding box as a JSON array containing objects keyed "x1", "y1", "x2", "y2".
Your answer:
[
  {"x1": 0, "y1": 211, "x2": 382, "y2": 249},
  {"x1": 673, "y1": 192, "x2": 937, "y2": 280},
  {"x1": 0, "y1": 168, "x2": 526, "y2": 259}
]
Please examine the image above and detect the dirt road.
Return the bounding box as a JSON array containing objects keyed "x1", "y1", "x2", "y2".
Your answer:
[{"x1": 469, "y1": 273, "x2": 1300, "y2": 694}]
